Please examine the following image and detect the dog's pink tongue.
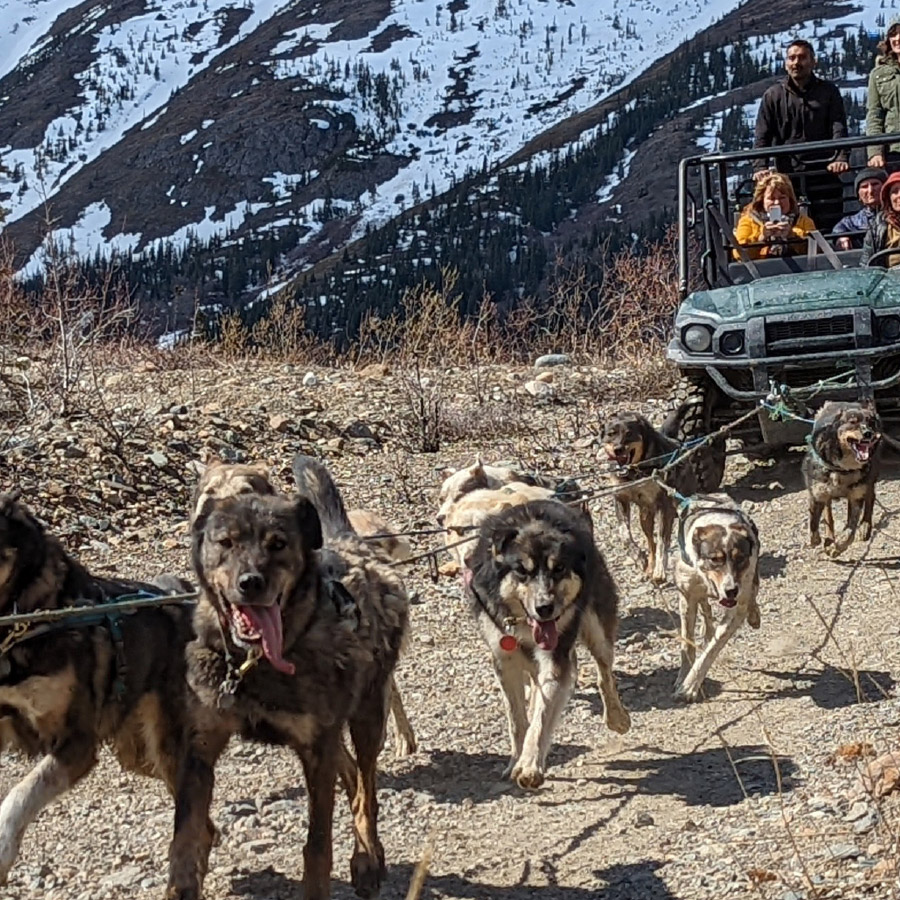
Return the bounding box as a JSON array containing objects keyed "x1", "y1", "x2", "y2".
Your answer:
[
  {"x1": 855, "y1": 442, "x2": 871, "y2": 462},
  {"x1": 237, "y1": 605, "x2": 295, "y2": 675},
  {"x1": 530, "y1": 618, "x2": 558, "y2": 651}
]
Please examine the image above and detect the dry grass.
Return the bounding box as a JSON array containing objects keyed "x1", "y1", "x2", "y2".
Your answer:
[{"x1": 0, "y1": 232, "x2": 679, "y2": 451}]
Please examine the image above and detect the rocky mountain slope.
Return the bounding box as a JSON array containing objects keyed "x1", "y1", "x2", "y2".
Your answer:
[{"x1": 0, "y1": 0, "x2": 886, "y2": 327}]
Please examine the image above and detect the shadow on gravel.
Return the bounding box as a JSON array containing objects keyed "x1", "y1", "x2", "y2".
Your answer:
[
  {"x1": 602, "y1": 743, "x2": 797, "y2": 807},
  {"x1": 728, "y1": 452, "x2": 807, "y2": 501},
  {"x1": 582, "y1": 667, "x2": 723, "y2": 714},
  {"x1": 232, "y1": 859, "x2": 677, "y2": 899},
  {"x1": 618, "y1": 605, "x2": 678, "y2": 641},
  {"x1": 757, "y1": 663, "x2": 895, "y2": 708},
  {"x1": 378, "y1": 744, "x2": 591, "y2": 801},
  {"x1": 759, "y1": 551, "x2": 788, "y2": 578}
]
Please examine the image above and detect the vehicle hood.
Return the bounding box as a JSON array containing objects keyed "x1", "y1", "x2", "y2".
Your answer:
[{"x1": 679, "y1": 268, "x2": 900, "y2": 323}]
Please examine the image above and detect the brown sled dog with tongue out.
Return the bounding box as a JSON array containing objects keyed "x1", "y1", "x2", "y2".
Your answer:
[
  {"x1": 802, "y1": 400, "x2": 882, "y2": 557},
  {"x1": 166, "y1": 455, "x2": 408, "y2": 900},
  {"x1": 465, "y1": 499, "x2": 630, "y2": 790}
]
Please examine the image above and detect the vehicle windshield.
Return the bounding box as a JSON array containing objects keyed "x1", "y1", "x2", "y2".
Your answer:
[{"x1": 677, "y1": 132, "x2": 900, "y2": 297}]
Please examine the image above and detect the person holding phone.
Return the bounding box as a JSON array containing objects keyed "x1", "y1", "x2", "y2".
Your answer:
[{"x1": 734, "y1": 172, "x2": 817, "y2": 260}]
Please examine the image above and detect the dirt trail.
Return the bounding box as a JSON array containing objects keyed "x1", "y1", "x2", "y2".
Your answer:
[{"x1": 2, "y1": 362, "x2": 899, "y2": 900}]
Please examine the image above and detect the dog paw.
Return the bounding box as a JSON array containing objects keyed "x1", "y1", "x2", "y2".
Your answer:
[
  {"x1": 747, "y1": 604, "x2": 761, "y2": 630},
  {"x1": 858, "y1": 524, "x2": 872, "y2": 542},
  {"x1": 673, "y1": 683, "x2": 702, "y2": 703},
  {"x1": 512, "y1": 763, "x2": 545, "y2": 790},
  {"x1": 350, "y1": 847, "x2": 386, "y2": 899},
  {"x1": 394, "y1": 731, "x2": 417, "y2": 759},
  {"x1": 809, "y1": 532, "x2": 821, "y2": 548},
  {"x1": 164, "y1": 886, "x2": 200, "y2": 900},
  {"x1": 605, "y1": 705, "x2": 631, "y2": 734}
]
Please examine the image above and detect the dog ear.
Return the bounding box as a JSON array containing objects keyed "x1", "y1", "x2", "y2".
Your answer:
[
  {"x1": 191, "y1": 495, "x2": 217, "y2": 535},
  {"x1": 491, "y1": 525, "x2": 518, "y2": 560},
  {"x1": 0, "y1": 490, "x2": 22, "y2": 517},
  {"x1": 294, "y1": 498, "x2": 323, "y2": 551}
]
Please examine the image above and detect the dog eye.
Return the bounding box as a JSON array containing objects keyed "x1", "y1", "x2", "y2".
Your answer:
[
  {"x1": 217, "y1": 537, "x2": 233, "y2": 549},
  {"x1": 268, "y1": 536, "x2": 287, "y2": 552}
]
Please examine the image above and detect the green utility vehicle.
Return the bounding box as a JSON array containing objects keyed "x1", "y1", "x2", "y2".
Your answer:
[{"x1": 665, "y1": 133, "x2": 900, "y2": 466}]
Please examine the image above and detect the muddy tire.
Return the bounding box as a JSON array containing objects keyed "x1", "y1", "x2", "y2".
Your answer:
[{"x1": 661, "y1": 375, "x2": 726, "y2": 492}]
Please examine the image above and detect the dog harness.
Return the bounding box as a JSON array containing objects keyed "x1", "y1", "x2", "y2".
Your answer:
[{"x1": 0, "y1": 589, "x2": 190, "y2": 697}]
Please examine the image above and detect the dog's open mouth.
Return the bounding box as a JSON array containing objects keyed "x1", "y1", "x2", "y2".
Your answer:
[
  {"x1": 228, "y1": 601, "x2": 295, "y2": 675},
  {"x1": 527, "y1": 617, "x2": 559, "y2": 651},
  {"x1": 849, "y1": 437, "x2": 877, "y2": 463},
  {"x1": 718, "y1": 597, "x2": 737, "y2": 609},
  {"x1": 606, "y1": 445, "x2": 634, "y2": 468}
]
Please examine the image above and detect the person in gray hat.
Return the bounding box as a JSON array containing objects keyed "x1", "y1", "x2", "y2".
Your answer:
[{"x1": 832, "y1": 167, "x2": 888, "y2": 249}]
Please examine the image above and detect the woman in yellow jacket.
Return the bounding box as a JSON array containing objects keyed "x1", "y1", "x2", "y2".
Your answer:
[{"x1": 733, "y1": 172, "x2": 817, "y2": 260}]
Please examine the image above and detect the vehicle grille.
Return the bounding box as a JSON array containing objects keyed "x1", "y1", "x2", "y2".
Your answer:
[{"x1": 764, "y1": 315, "x2": 855, "y2": 355}]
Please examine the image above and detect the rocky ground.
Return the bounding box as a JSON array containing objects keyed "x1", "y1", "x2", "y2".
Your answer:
[{"x1": 2, "y1": 356, "x2": 900, "y2": 900}]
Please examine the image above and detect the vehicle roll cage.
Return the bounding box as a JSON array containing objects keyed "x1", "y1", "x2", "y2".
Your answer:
[{"x1": 676, "y1": 131, "x2": 900, "y2": 297}]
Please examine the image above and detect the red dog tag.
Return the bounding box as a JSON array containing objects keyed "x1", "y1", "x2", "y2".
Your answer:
[{"x1": 499, "y1": 635, "x2": 518, "y2": 652}]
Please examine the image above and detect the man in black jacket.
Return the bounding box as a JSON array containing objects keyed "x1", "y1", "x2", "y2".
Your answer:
[{"x1": 753, "y1": 39, "x2": 850, "y2": 232}]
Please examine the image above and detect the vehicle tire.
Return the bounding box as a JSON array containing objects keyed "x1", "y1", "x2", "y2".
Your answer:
[{"x1": 661, "y1": 375, "x2": 726, "y2": 492}]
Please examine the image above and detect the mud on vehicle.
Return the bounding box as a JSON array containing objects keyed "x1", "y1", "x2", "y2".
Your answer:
[{"x1": 665, "y1": 133, "x2": 900, "y2": 484}]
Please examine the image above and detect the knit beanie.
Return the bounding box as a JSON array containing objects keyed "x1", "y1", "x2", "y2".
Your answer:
[{"x1": 855, "y1": 167, "x2": 888, "y2": 194}]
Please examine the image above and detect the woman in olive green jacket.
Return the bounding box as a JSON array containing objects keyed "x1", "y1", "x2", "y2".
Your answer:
[{"x1": 867, "y1": 21, "x2": 900, "y2": 167}]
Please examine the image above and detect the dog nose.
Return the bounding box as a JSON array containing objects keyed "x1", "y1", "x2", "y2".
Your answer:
[
  {"x1": 238, "y1": 572, "x2": 265, "y2": 596},
  {"x1": 724, "y1": 586, "x2": 739, "y2": 602},
  {"x1": 534, "y1": 603, "x2": 555, "y2": 621},
  {"x1": 862, "y1": 428, "x2": 874, "y2": 441}
]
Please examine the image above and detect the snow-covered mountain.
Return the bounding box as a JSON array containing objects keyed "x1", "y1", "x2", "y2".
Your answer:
[{"x1": 0, "y1": 0, "x2": 892, "y2": 311}]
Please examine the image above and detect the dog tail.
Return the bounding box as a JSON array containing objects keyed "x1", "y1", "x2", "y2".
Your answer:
[{"x1": 291, "y1": 454, "x2": 355, "y2": 541}]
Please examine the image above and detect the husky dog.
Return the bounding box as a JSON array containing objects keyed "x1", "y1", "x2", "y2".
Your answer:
[
  {"x1": 465, "y1": 500, "x2": 630, "y2": 790},
  {"x1": 168, "y1": 456, "x2": 409, "y2": 900},
  {"x1": 601, "y1": 411, "x2": 724, "y2": 584},
  {"x1": 0, "y1": 492, "x2": 196, "y2": 886},
  {"x1": 801, "y1": 401, "x2": 882, "y2": 556},
  {"x1": 191, "y1": 457, "x2": 417, "y2": 757},
  {"x1": 673, "y1": 496, "x2": 761, "y2": 702}
]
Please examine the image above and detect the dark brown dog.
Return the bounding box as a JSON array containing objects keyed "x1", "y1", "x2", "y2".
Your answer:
[
  {"x1": 190, "y1": 456, "x2": 417, "y2": 757},
  {"x1": 167, "y1": 456, "x2": 408, "y2": 900},
  {"x1": 802, "y1": 401, "x2": 882, "y2": 556},
  {"x1": 465, "y1": 500, "x2": 630, "y2": 789},
  {"x1": 601, "y1": 411, "x2": 722, "y2": 583},
  {"x1": 0, "y1": 492, "x2": 196, "y2": 887}
]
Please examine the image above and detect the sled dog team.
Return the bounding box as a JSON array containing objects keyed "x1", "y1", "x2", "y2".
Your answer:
[{"x1": 0, "y1": 398, "x2": 883, "y2": 896}]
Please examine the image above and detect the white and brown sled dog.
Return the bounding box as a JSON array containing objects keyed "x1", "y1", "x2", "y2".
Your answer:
[{"x1": 673, "y1": 496, "x2": 761, "y2": 702}]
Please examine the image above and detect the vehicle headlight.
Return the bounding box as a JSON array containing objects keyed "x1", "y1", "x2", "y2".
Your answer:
[
  {"x1": 682, "y1": 324, "x2": 713, "y2": 353},
  {"x1": 879, "y1": 315, "x2": 900, "y2": 343},
  {"x1": 720, "y1": 330, "x2": 745, "y2": 355}
]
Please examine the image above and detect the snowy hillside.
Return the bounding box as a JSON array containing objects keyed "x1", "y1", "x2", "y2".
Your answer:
[{"x1": 0, "y1": 0, "x2": 746, "y2": 267}]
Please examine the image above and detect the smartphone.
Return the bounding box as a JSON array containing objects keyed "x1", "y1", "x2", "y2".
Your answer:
[{"x1": 767, "y1": 206, "x2": 783, "y2": 223}]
